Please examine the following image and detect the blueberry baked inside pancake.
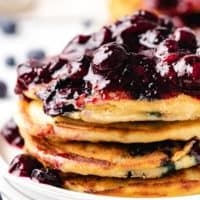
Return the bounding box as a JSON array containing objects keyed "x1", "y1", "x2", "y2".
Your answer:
[
  {"x1": 3, "y1": 10, "x2": 200, "y2": 198},
  {"x1": 19, "y1": 134, "x2": 200, "y2": 179},
  {"x1": 62, "y1": 166, "x2": 200, "y2": 197},
  {"x1": 15, "y1": 99, "x2": 200, "y2": 143}
]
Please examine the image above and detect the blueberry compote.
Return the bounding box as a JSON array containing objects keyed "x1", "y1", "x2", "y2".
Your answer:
[
  {"x1": 1, "y1": 118, "x2": 24, "y2": 148},
  {"x1": 9, "y1": 154, "x2": 43, "y2": 177},
  {"x1": 9, "y1": 154, "x2": 63, "y2": 187},
  {"x1": 15, "y1": 10, "x2": 200, "y2": 117},
  {"x1": 31, "y1": 168, "x2": 63, "y2": 187}
]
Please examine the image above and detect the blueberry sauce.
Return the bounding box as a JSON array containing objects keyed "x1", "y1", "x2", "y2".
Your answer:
[
  {"x1": 128, "y1": 140, "x2": 182, "y2": 157},
  {"x1": 9, "y1": 154, "x2": 43, "y2": 177},
  {"x1": 15, "y1": 57, "x2": 62, "y2": 94},
  {"x1": 1, "y1": 118, "x2": 24, "y2": 148},
  {"x1": 15, "y1": 10, "x2": 200, "y2": 117},
  {"x1": 9, "y1": 154, "x2": 63, "y2": 187},
  {"x1": 31, "y1": 168, "x2": 63, "y2": 187}
]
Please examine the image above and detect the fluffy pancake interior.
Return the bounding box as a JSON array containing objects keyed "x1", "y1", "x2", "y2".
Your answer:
[
  {"x1": 15, "y1": 99, "x2": 200, "y2": 143},
  {"x1": 20, "y1": 129, "x2": 200, "y2": 179},
  {"x1": 24, "y1": 84, "x2": 200, "y2": 123},
  {"x1": 63, "y1": 166, "x2": 200, "y2": 197}
]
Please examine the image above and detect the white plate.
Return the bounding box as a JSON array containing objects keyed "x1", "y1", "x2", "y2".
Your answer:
[{"x1": 1, "y1": 136, "x2": 200, "y2": 200}]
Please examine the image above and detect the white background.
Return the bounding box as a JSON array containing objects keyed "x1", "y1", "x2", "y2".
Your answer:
[{"x1": 0, "y1": 0, "x2": 108, "y2": 124}]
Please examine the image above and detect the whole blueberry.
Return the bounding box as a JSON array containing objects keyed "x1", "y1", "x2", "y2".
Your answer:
[
  {"x1": 174, "y1": 28, "x2": 197, "y2": 51},
  {"x1": 27, "y1": 49, "x2": 46, "y2": 60},
  {"x1": 5, "y1": 56, "x2": 16, "y2": 67},
  {"x1": 0, "y1": 80, "x2": 7, "y2": 98},
  {"x1": 1, "y1": 19, "x2": 17, "y2": 34},
  {"x1": 92, "y1": 42, "x2": 128, "y2": 73},
  {"x1": 31, "y1": 168, "x2": 63, "y2": 187},
  {"x1": 88, "y1": 27, "x2": 113, "y2": 49},
  {"x1": 62, "y1": 34, "x2": 91, "y2": 60}
]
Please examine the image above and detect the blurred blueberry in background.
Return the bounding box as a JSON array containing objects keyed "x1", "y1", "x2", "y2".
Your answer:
[
  {"x1": 5, "y1": 56, "x2": 16, "y2": 67},
  {"x1": 0, "y1": 81, "x2": 7, "y2": 98},
  {"x1": 27, "y1": 49, "x2": 46, "y2": 60},
  {"x1": 82, "y1": 18, "x2": 93, "y2": 28},
  {"x1": 0, "y1": 18, "x2": 17, "y2": 34}
]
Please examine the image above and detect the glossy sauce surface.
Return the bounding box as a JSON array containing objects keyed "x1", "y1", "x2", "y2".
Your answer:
[
  {"x1": 15, "y1": 10, "x2": 200, "y2": 116},
  {"x1": 9, "y1": 154, "x2": 63, "y2": 187}
]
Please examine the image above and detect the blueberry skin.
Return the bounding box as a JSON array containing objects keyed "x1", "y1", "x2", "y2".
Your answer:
[
  {"x1": 1, "y1": 19, "x2": 17, "y2": 34},
  {"x1": 31, "y1": 168, "x2": 63, "y2": 187},
  {"x1": 5, "y1": 56, "x2": 16, "y2": 67},
  {"x1": 27, "y1": 49, "x2": 46, "y2": 60}
]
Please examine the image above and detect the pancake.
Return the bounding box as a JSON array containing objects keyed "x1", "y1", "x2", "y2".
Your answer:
[
  {"x1": 70, "y1": 94, "x2": 200, "y2": 124},
  {"x1": 63, "y1": 166, "x2": 200, "y2": 197},
  {"x1": 21, "y1": 131, "x2": 200, "y2": 179},
  {"x1": 11, "y1": 8, "x2": 200, "y2": 198},
  {"x1": 23, "y1": 88, "x2": 200, "y2": 124},
  {"x1": 16, "y1": 99, "x2": 200, "y2": 143},
  {"x1": 15, "y1": 10, "x2": 200, "y2": 124}
]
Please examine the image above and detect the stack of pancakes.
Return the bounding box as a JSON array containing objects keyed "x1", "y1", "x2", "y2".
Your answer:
[
  {"x1": 15, "y1": 97, "x2": 200, "y2": 197},
  {"x1": 14, "y1": 10, "x2": 200, "y2": 197}
]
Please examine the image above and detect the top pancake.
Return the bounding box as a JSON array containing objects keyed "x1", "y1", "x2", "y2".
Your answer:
[
  {"x1": 24, "y1": 89, "x2": 200, "y2": 124},
  {"x1": 15, "y1": 10, "x2": 200, "y2": 123}
]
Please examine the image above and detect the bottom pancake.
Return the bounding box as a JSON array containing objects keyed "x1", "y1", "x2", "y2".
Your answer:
[
  {"x1": 63, "y1": 166, "x2": 200, "y2": 197},
  {"x1": 21, "y1": 129, "x2": 200, "y2": 179}
]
